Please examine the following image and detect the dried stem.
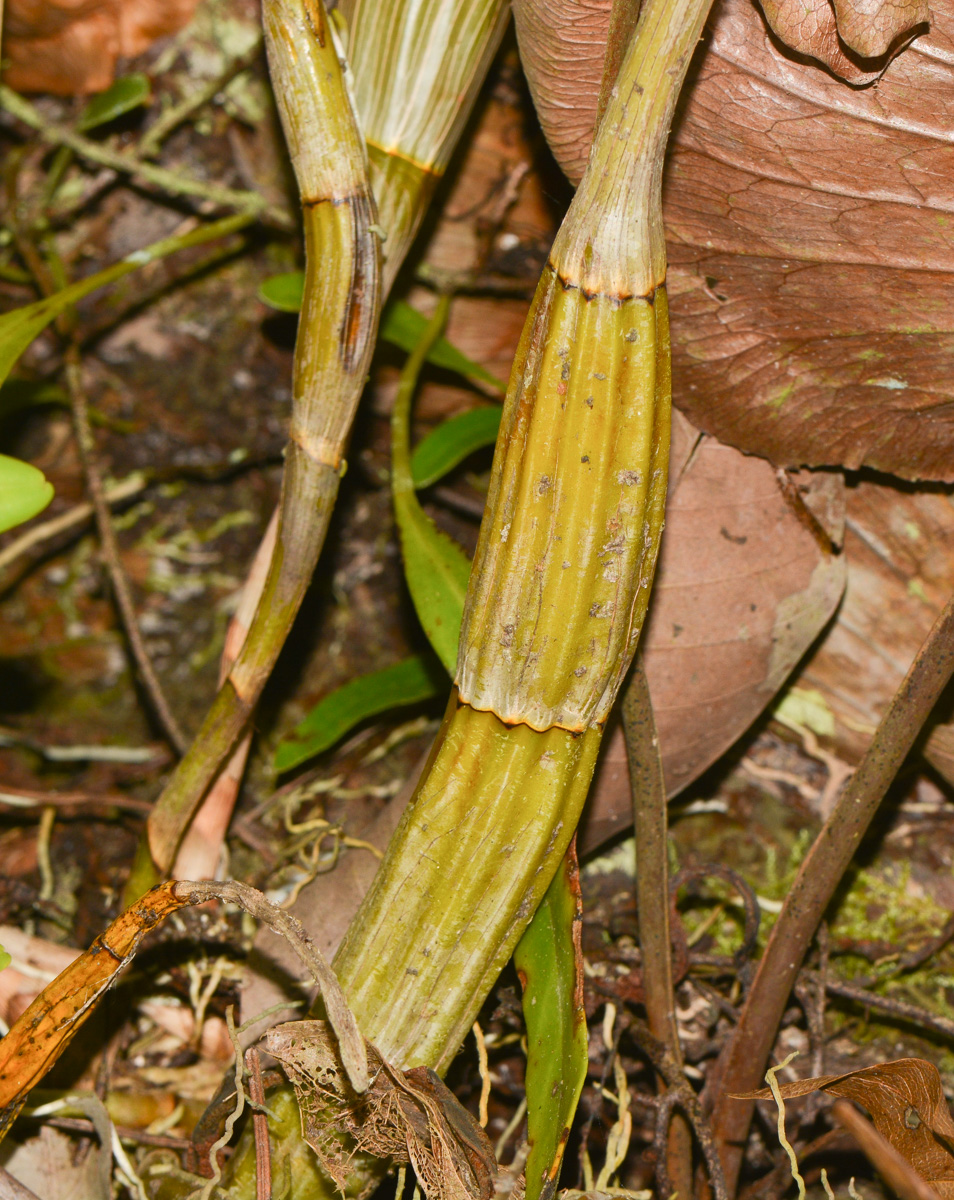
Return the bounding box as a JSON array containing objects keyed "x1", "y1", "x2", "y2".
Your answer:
[
  {"x1": 708, "y1": 590, "x2": 954, "y2": 1193},
  {"x1": 621, "y1": 655, "x2": 693, "y2": 1199},
  {"x1": 65, "y1": 353, "x2": 189, "y2": 755}
]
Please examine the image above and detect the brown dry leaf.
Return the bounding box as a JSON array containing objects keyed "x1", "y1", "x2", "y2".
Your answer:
[
  {"x1": 0, "y1": 879, "x2": 366, "y2": 1143},
  {"x1": 510, "y1": 0, "x2": 615, "y2": 184},
  {"x1": 0, "y1": 880, "x2": 184, "y2": 1137},
  {"x1": 513, "y1": 0, "x2": 953, "y2": 480},
  {"x1": 665, "y1": 0, "x2": 953, "y2": 481},
  {"x1": 758, "y1": 0, "x2": 929, "y2": 82},
  {"x1": 4, "y1": 0, "x2": 200, "y2": 95},
  {"x1": 640, "y1": 410, "x2": 846, "y2": 795},
  {"x1": 739, "y1": 1058, "x2": 954, "y2": 1198},
  {"x1": 266, "y1": 1020, "x2": 496, "y2": 1200}
]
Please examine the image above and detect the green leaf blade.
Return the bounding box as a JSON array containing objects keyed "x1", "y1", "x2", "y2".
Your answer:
[
  {"x1": 410, "y1": 406, "x2": 502, "y2": 489},
  {"x1": 77, "y1": 74, "x2": 151, "y2": 131},
  {"x1": 514, "y1": 845, "x2": 589, "y2": 1200},
  {"x1": 382, "y1": 299, "x2": 505, "y2": 392},
  {"x1": 273, "y1": 655, "x2": 444, "y2": 773},
  {"x1": 258, "y1": 270, "x2": 305, "y2": 312},
  {"x1": 0, "y1": 454, "x2": 54, "y2": 534}
]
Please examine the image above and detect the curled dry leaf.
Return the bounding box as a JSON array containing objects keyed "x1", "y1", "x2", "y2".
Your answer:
[
  {"x1": 737, "y1": 1057, "x2": 954, "y2": 1198},
  {"x1": 4, "y1": 0, "x2": 201, "y2": 95},
  {"x1": 757, "y1": 0, "x2": 928, "y2": 82},
  {"x1": 266, "y1": 1020, "x2": 497, "y2": 1200}
]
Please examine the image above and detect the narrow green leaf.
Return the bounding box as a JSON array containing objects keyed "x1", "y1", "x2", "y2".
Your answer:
[
  {"x1": 0, "y1": 454, "x2": 54, "y2": 534},
  {"x1": 514, "y1": 844, "x2": 589, "y2": 1200},
  {"x1": 274, "y1": 654, "x2": 444, "y2": 773},
  {"x1": 0, "y1": 212, "x2": 253, "y2": 393},
  {"x1": 0, "y1": 945, "x2": 10, "y2": 972},
  {"x1": 258, "y1": 273, "x2": 506, "y2": 392},
  {"x1": 258, "y1": 271, "x2": 305, "y2": 312},
  {"x1": 391, "y1": 296, "x2": 472, "y2": 675},
  {"x1": 77, "y1": 74, "x2": 151, "y2": 131},
  {"x1": 382, "y1": 299, "x2": 506, "y2": 392},
  {"x1": 411, "y1": 405, "x2": 502, "y2": 489}
]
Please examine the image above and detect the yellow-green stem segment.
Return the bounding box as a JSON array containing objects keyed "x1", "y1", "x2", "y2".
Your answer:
[{"x1": 135, "y1": 0, "x2": 381, "y2": 890}]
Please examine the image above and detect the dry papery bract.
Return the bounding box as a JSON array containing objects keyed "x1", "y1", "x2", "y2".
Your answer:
[{"x1": 265, "y1": 1020, "x2": 496, "y2": 1200}]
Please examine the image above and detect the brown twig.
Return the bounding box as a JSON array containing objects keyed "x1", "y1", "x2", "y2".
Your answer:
[
  {"x1": 65, "y1": 351, "x2": 190, "y2": 755},
  {"x1": 0, "y1": 783, "x2": 152, "y2": 815},
  {"x1": 245, "y1": 1047, "x2": 272, "y2": 1200},
  {"x1": 806, "y1": 971, "x2": 954, "y2": 1043},
  {"x1": 621, "y1": 654, "x2": 694, "y2": 1200},
  {"x1": 831, "y1": 1099, "x2": 941, "y2": 1200},
  {"x1": 707, "y1": 589, "x2": 954, "y2": 1193},
  {"x1": 627, "y1": 1019, "x2": 729, "y2": 1200}
]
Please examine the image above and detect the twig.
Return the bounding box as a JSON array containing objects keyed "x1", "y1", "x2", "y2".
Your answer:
[
  {"x1": 0, "y1": 784, "x2": 151, "y2": 815},
  {"x1": 245, "y1": 1047, "x2": 272, "y2": 1200},
  {"x1": 0, "y1": 85, "x2": 293, "y2": 230},
  {"x1": 35, "y1": 1114, "x2": 191, "y2": 1151},
  {"x1": 627, "y1": 1019, "x2": 729, "y2": 1200},
  {"x1": 0, "y1": 1167, "x2": 42, "y2": 1200},
  {"x1": 621, "y1": 655, "x2": 693, "y2": 1200},
  {"x1": 708, "y1": 588, "x2": 954, "y2": 1193},
  {"x1": 65, "y1": 352, "x2": 189, "y2": 755},
  {"x1": 831, "y1": 1099, "x2": 940, "y2": 1200},
  {"x1": 805, "y1": 971, "x2": 954, "y2": 1042},
  {"x1": 140, "y1": 36, "x2": 265, "y2": 158}
]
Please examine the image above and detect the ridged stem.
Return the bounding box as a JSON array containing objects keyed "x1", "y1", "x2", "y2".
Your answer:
[{"x1": 335, "y1": 696, "x2": 601, "y2": 1068}]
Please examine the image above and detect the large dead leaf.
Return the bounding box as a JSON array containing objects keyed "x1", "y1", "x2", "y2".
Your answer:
[
  {"x1": 641, "y1": 411, "x2": 846, "y2": 794},
  {"x1": 513, "y1": 0, "x2": 954, "y2": 481},
  {"x1": 739, "y1": 1058, "x2": 954, "y2": 1198},
  {"x1": 266, "y1": 1020, "x2": 496, "y2": 1200},
  {"x1": 665, "y1": 0, "x2": 954, "y2": 481}
]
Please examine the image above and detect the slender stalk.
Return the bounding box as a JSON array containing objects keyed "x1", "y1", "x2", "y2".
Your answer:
[
  {"x1": 707, "y1": 590, "x2": 954, "y2": 1194},
  {"x1": 622, "y1": 656, "x2": 693, "y2": 1200},
  {"x1": 132, "y1": 0, "x2": 381, "y2": 891},
  {"x1": 65, "y1": 352, "x2": 189, "y2": 755}
]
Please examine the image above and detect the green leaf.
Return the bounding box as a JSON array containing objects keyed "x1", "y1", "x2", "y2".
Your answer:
[
  {"x1": 514, "y1": 844, "x2": 589, "y2": 1200},
  {"x1": 273, "y1": 655, "x2": 444, "y2": 773},
  {"x1": 0, "y1": 944, "x2": 9, "y2": 973},
  {"x1": 258, "y1": 271, "x2": 305, "y2": 312},
  {"x1": 77, "y1": 74, "x2": 151, "y2": 131},
  {"x1": 382, "y1": 300, "x2": 506, "y2": 392},
  {"x1": 411, "y1": 405, "x2": 502, "y2": 489},
  {"x1": 0, "y1": 454, "x2": 54, "y2": 534},
  {"x1": 258, "y1": 273, "x2": 506, "y2": 392},
  {"x1": 0, "y1": 212, "x2": 252, "y2": 393},
  {"x1": 391, "y1": 296, "x2": 471, "y2": 675}
]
